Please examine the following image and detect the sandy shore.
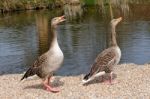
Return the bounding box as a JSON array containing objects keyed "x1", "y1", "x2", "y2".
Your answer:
[{"x1": 0, "y1": 64, "x2": 150, "y2": 99}]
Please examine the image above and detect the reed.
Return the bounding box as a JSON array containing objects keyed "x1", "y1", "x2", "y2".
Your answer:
[
  {"x1": 0, "y1": 0, "x2": 150, "y2": 13},
  {"x1": 0, "y1": 0, "x2": 64, "y2": 13}
]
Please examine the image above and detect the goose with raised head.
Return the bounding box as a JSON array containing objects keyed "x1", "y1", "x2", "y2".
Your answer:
[
  {"x1": 21, "y1": 15, "x2": 66, "y2": 93},
  {"x1": 82, "y1": 17, "x2": 122, "y2": 85}
]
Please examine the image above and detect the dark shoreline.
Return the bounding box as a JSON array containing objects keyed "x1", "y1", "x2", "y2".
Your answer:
[
  {"x1": 0, "y1": 0, "x2": 82, "y2": 13},
  {"x1": 0, "y1": 3, "x2": 62, "y2": 13}
]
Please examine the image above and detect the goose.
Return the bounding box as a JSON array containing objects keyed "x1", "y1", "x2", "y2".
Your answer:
[
  {"x1": 21, "y1": 15, "x2": 66, "y2": 92},
  {"x1": 82, "y1": 17, "x2": 122, "y2": 84}
]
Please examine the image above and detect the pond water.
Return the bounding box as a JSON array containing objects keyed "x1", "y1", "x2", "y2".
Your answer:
[{"x1": 0, "y1": 4, "x2": 150, "y2": 75}]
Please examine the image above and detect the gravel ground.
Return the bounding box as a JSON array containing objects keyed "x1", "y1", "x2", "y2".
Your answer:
[{"x1": 0, "y1": 64, "x2": 150, "y2": 99}]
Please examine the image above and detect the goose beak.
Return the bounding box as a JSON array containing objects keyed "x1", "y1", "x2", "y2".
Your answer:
[
  {"x1": 59, "y1": 15, "x2": 66, "y2": 22},
  {"x1": 117, "y1": 17, "x2": 122, "y2": 22}
]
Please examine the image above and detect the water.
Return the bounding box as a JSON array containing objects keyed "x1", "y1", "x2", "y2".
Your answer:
[{"x1": 0, "y1": 4, "x2": 150, "y2": 75}]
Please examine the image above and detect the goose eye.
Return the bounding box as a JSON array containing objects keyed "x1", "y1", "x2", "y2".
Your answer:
[{"x1": 53, "y1": 18, "x2": 57, "y2": 21}]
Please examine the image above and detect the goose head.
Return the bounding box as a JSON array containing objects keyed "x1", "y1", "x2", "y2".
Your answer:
[
  {"x1": 110, "y1": 17, "x2": 122, "y2": 27},
  {"x1": 51, "y1": 15, "x2": 66, "y2": 28}
]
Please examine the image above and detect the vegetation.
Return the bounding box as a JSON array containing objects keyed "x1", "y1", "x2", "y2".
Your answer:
[
  {"x1": 0, "y1": 0, "x2": 150, "y2": 13},
  {"x1": 0, "y1": 0, "x2": 64, "y2": 13},
  {"x1": 90, "y1": 0, "x2": 150, "y2": 19}
]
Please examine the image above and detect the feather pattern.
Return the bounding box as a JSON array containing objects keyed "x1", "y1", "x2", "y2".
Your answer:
[
  {"x1": 84, "y1": 47, "x2": 120, "y2": 81},
  {"x1": 21, "y1": 53, "x2": 50, "y2": 80},
  {"x1": 90, "y1": 48, "x2": 116, "y2": 75}
]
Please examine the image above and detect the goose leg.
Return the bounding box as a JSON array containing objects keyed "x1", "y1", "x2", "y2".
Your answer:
[
  {"x1": 109, "y1": 72, "x2": 117, "y2": 85},
  {"x1": 109, "y1": 72, "x2": 113, "y2": 84},
  {"x1": 102, "y1": 74, "x2": 109, "y2": 83},
  {"x1": 101, "y1": 75, "x2": 105, "y2": 82},
  {"x1": 43, "y1": 78, "x2": 60, "y2": 93},
  {"x1": 102, "y1": 72, "x2": 117, "y2": 85},
  {"x1": 48, "y1": 76, "x2": 51, "y2": 85}
]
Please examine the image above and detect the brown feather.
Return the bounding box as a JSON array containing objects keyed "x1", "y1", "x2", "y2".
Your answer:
[
  {"x1": 21, "y1": 53, "x2": 48, "y2": 80},
  {"x1": 86, "y1": 47, "x2": 117, "y2": 79},
  {"x1": 33, "y1": 54, "x2": 47, "y2": 68}
]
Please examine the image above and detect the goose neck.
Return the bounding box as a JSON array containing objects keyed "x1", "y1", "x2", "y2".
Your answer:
[
  {"x1": 50, "y1": 26, "x2": 59, "y2": 49},
  {"x1": 111, "y1": 25, "x2": 117, "y2": 46}
]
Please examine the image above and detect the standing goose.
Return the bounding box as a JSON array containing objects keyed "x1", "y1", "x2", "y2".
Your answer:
[
  {"x1": 82, "y1": 17, "x2": 122, "y2": 84},
  {"x1": 21, "y1": 15, "x2": 66, "y2": 92}
]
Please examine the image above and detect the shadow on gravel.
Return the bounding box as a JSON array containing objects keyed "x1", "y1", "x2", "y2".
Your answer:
[
  {"x1": 83, "y1": 73, "x2": 117, "y2": 86},
  {"x1": 23, "y1": 77, "x2": 64, "y2": 90}
]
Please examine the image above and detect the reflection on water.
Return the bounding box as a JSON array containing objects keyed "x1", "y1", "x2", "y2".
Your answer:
[
  {"x1": 0, "y1": 11, "x2": 38, "y2": 74},
  {"x1": 96, "y1": 0, "x2": 129, "y2": 16},
  {"x1": 97, "y1": 0, "x2": 130, "y2": 20},
  {"x1": 35, "y1": 13, "x2": 49, "y2": 54},
  {"x1": 0, "y1": 4, "x2": 150, "y2": 75},
  {"x1": 64, "y1": 4, "x2": 83, "y2": 20}
]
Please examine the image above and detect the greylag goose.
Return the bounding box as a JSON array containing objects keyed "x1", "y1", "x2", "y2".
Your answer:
[
  {"x1": 82, "y1": 17, "x2": 122, "y2": 84},
  {"x1": 21, "y1": 15, "x2": 66, "y2": 92}
]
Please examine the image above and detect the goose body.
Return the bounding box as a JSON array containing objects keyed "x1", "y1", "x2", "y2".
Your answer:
[
  {"x1": 21, "y1": 16, "x2": 66, "y2": 92},
  {"x1": 35, "y1": 43, "x2": 64, "y2": 79},
  {"x1": 82, "y1": 17, "x2": 122, "y2": 84}
]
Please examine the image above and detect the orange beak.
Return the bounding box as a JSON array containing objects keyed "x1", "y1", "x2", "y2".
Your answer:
[
  {"x1": 117, "y1": 17, "x2": 122, "y2": 22},
  {"x1": 59, "y1": 15, "x2": 66, "y2": 22}
]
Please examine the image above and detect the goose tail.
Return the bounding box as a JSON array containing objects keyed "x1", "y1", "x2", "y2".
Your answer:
[
  {"x1": 21, "y1": 68, "x2": 37, "y2": 81},
  {"x1": 82, "y1": 73, "x2": 92, "y2": 84},
  {"x1": 82, "y1": 71, "x2": 106, "y2": 84}
]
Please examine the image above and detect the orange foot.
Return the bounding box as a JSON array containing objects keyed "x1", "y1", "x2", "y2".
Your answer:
[
  {"x1": 45, "y1": 86, "x2": 60, "y2": 93},
  {"x1": 102, "y1": 80, "x2": 119, "y2": 85},
  {"x1": 43, "y1": 83, "x2": 60, "y2": 93}
]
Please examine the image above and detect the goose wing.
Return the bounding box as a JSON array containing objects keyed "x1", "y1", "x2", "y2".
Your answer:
[
  {"x1": 89, "y1": 47, "x2": 116, "y2": 76},
  {"x1": 20, "y1": 53, "x2": 48, "y2": 80},
  {"x1": 32, "y1": 53, "x2": 48, "y2": 68}
]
